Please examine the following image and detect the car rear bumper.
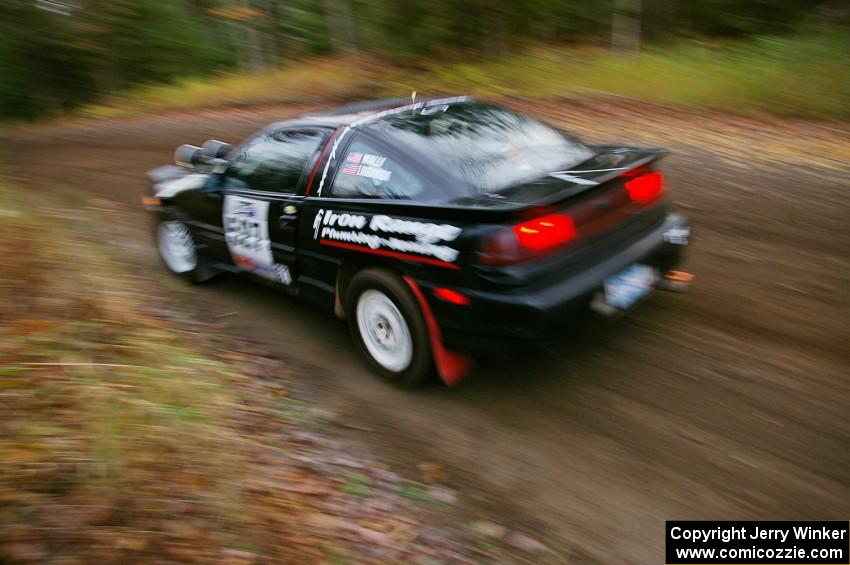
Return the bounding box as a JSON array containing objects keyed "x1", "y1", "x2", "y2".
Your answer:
[{"x1": 420, "y1": 213, "x2": 690, "y2": 355}]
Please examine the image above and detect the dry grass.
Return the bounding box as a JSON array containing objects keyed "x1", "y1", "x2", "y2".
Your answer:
[
  {"x1": 0, "y1": 185, "x2": 480, "y2": 563},
  {"x1": 77, "y1": 32, "x2": 850, "y2": 122},
  {"x1": 0, "y1": 185, "x2": 291, "y2": 561},
  {"x1": 81, "y1": 56, "x2": 395, "y2": 120},
  {"x1": 425, "y1": 32, "x2": 850, "y2": 120}
]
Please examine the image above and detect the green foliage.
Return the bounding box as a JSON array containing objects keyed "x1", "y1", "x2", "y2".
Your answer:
[
  {"x1": 676, "y1": 0, "x2": 822, "y2": 37},
  {"x1": 396, "y1": 484, "x2": 430, "y2": 501},
  {"x1": 425, "y1": 30, "x2": 850, "y2": 119},
  {"x1": 83, "y1": 0, "x2": 234, "y2": 90},
  {"x1": 0, "y1": 0, "x2": 846, "y2": 121},
  {"x1": 341, "y1": 472, "x2": 372, "y2": 497},
  {"x1": 0, "y1": 0, "x2": 233, "y2": 121},
  {"x1": 79, "y1": 28, "x2": 850, "y2": 120},
  {"x1": 0, "y1": 0, "x2": 96, "y2": 119}
]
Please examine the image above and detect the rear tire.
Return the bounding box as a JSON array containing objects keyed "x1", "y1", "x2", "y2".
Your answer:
[{"x1": 347, "y1": 268, "x2": 433, "y2": 387}]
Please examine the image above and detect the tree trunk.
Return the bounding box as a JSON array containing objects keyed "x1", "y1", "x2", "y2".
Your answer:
[
  {"x1": 480, "y1": 0, "x2": 507, "y2": 57},
  {"x1": 267, "y1": 0, "x2": 284, "y2": 61},
  {"x1": 611, "y1": 0, "x2": 642, "y2": 55},
  {"x1": 241, "y1": 0, "x2": 266, "y2": 71},
  {"x1": 323, "y1": 0, "x2": 357, "y2": 55}
]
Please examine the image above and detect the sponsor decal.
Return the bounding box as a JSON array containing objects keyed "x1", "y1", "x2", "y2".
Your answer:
[
  {"x1": 275, "y1": 264, "x2": 292, "y2": 285},
  {"x1": 223, "y1": 195, "x2": 293, "y2": 284},
  {"x1": 234, "y1": 200, "x2": 256, "y2": 217},
  {"x1": 233, "y1": 255, "x2": 257, "y2": 270},
  {"x1": 340, "y1": 152, "x2": 392, "y2": 182},
  {"x1": 313, "y1": 209, "x2": 461, "y2": 265}
]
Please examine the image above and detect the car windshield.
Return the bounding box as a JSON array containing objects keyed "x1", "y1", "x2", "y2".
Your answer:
[{"x1": 377, "y1": 103, "x2": 595, "y2": 193}]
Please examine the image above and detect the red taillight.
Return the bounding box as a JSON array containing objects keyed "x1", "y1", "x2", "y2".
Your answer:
[
  {"x1": 433, "y1": 287, "x2": 470, "y2": 306},
  {"x1": 625, "y1": 171, "x2": 664, "y2": 202},
  {"x1": 479, "y1": 213, "x2": 576, "y2": 266},
  {"x1": 514, "y1": 214, "x2": 576, "y2": 251}
]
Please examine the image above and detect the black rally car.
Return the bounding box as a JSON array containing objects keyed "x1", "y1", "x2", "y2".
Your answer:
[{"x1": 145, "y1": 97, "x2": 691, "y2": 387}]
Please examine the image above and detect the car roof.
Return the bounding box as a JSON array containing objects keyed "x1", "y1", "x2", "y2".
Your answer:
[{"x1": 263, "y1": 96, "x2": 476, "y2": 132}]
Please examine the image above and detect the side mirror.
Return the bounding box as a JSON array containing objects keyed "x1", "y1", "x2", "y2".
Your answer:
[
  {"x1": 175, "y1": 144, "x2": 203, "y2": 167},
  {"x1": 202, "y1": 139, "x2": 230, "y2": 159}
]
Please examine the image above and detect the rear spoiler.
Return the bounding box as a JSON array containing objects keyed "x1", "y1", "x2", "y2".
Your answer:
[{"x1": 529, "y1": 147, "x2": 667, "y2": 207}]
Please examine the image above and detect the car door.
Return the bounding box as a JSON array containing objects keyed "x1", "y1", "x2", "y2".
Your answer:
[
  {"x1": 219, "y1": 127, "x2": 330, "y2": 286},
  {"x1": 299, "y1": 133, "x2": 466, "y2": 296}
]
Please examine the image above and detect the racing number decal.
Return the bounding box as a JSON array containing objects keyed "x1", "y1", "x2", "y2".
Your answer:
[
  {"x1": 223, "y1": 195, "x2": 272, "y2": 274},
  {"x1": 223, "y1": 196, "x2": 292, "y2": 285}
]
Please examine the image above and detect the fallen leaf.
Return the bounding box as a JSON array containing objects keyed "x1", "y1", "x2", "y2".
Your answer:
[
  {"x1": 417, "y1": 462, "x2": 446, "y2": 484},
  {"x1": 505, "y1": 531, "x2": 547, "y2": 554},
  {"x1": 469, "y1": 521, "x2": 507, "y2": 540},
  {"x1": 426, "y1": 486, "x2": 458, "y2": 505}
]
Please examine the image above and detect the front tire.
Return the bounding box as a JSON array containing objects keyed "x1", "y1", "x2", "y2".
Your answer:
[
  {"x1": 347, "y1": 269, "x2": 433, "y2": 387},
  {"x1": 155, "y1": 218, "x2": 214, "y2": 283}
]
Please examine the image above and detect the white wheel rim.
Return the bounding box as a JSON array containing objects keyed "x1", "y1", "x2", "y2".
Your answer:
[
  {"x1": 158, "y1": 221, "x2": 197, "y2": 273},
  {"x1": 356, "y1": 289, "x2": 413, "y2": 373}
]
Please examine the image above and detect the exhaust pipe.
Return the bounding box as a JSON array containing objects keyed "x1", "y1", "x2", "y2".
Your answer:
[
  {"x1": 658, "y1": 270, "x2": 694, "y2": 292},
  {"x1": 590, "y1": 268, "x2": 694, "y2": 316}
]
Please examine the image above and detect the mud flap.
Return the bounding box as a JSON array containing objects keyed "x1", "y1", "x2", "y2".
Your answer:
[{"x1": 403, "y1": 276, "x2": 472, "y2": 387}]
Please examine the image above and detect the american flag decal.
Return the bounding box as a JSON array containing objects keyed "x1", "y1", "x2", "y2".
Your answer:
[
  {"x1": 341, "y1": 163, "x2": 361, "y2": 175},
  {"x1": 345, "y1": 152, "x2": 363, "y2": 164}
]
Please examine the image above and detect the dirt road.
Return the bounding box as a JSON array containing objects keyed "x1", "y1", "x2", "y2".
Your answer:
[{"x1": 4, "y1": 103, "x2": 849, "y2": 563}]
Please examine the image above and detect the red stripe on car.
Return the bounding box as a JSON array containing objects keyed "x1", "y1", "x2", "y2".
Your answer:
[{"x1": 319, "y1": 240, "x2": 460, "y2": 270}]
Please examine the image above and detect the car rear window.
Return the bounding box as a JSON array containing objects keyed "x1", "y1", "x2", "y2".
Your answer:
[
  {"x1": 330, "y1": 139, "x2": 425, "y2": 200},
  {"x1": 378, "y1": 103, "x2": 594, "y2": 194}
]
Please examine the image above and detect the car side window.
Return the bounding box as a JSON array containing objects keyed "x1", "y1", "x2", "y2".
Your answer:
[
  {"x1": 330, "y1": 139, "x2": 425, "y2": 200},
  {"x1": 226, "y1": 129, "x2": 327, "y2": 193}
]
